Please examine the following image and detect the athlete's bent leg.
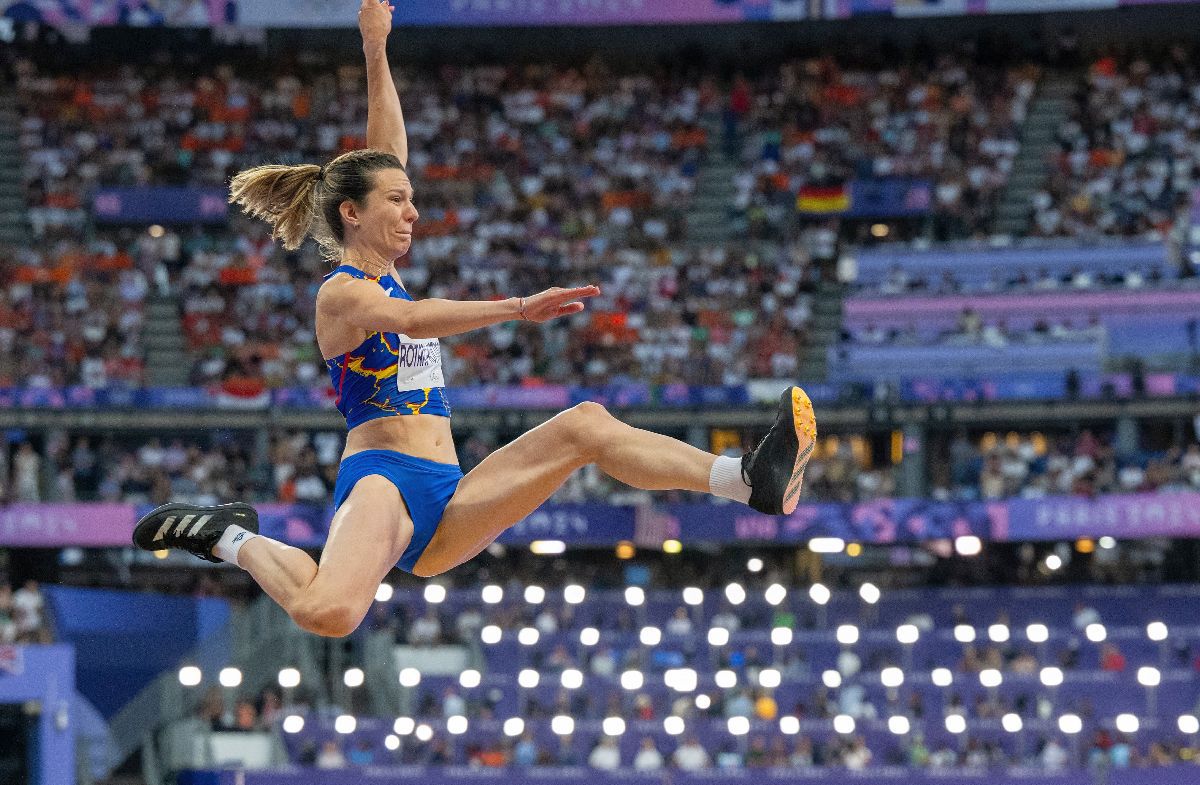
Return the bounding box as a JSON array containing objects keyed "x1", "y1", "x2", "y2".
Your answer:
[
  {"x1": 242, "y1": 475, "x2": 413, "y2": 636},
  {"x1": 415, "y1": 401, "x2": 716, "y2": 576}
]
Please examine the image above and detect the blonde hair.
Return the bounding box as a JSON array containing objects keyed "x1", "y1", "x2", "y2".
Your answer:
[{"x1": 228, "y1": 149, "x2": 406, "y2": 258}]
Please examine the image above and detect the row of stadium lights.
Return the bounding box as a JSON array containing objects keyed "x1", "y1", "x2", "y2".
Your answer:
[
  {"x1": 516, "y1": 535, "x2": 1117, "y2": 562},
  {"x1": 276, "y1": 710, "x2": 1200, "y2": 743}
]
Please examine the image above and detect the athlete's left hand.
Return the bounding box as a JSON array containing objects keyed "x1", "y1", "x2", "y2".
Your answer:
[
  {"x1": 359, "y1": 0, "x2": 393, "y2": 51},
  {"x1": 519, "y1": 285, "x2": 601, "y2": 323}
]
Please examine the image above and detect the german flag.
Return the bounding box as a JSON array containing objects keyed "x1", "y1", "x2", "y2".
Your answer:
[{"x1": 796, "y1": 184, "x2": 851, "y2": 214}]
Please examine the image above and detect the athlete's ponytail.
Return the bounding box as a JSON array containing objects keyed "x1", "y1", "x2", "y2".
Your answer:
[{"x1": 229, "y1": 149, "x2": 405, "y2": 258}]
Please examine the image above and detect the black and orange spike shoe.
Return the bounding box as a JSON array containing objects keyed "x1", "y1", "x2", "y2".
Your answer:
[{"x1": 741, "y1": 386, "x2": 818, "y2": 516}]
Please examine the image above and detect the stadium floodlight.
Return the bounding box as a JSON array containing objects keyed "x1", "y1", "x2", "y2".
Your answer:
[
  {"x1": 725, "y1": 583, "x2": 747, "y2": 605},
  {"x1": 988, "y1": 624, "x2": 1010, "y2": 643},
  {"x1": 822, "y1": 670, "x2": 842, "y2": 689},
  {"x1": 979, "y1": 669, "x2": 1002, "y2": 688},
  {"x1": 1058, "y1": 714, "x2": 1082, "y2": 735},
  {"x1": 1085, "y1": 623, "x2": 1107, "y2": 643},
  {"x1": 954, "y1": 536, "x2": 982, "y2": 557},
  {"x1": 746, "y1": 558, "x2": 764, "y2": 573},
  {"x1": 219, "y1": 668, "x2": 242, "y2": 688},
  {"x1": 833, "y1": 715, "x2": 856, "y2": 735},
  {"x1": 954, "y1": 625, "x2": 976, "y2": 643},
  {"x1": 945, "y1": 714, "x2": 966, "y2": 734},
  {"x1": 415, "y1": 724, "x2": 433, "y2": 742},
  {"x1": 727, "y1": 716, "x2": 750, "y2": 736},
  {"x1": 695, "y1": 695, "x2": 712, "y2": 710},
  {"x1": 662, "y1": 539, "x2": 683, "y2": 554},
  {"x1": 1040, "y1": 667, "x2": 1064, "y2": 687},
  {"x1": 459, "y1": 669, "x2": 481, "y2": 689},
  {"x1": 375, "y1": 584, "x2": 394, "y2": 603},
  {"x1": 524, "y1": 585, "x2": 546, "y2": 604},
  {"x1": 931, "y1": 668, "x2": 953, "y2": 688},
  {"x1": 481, "y1": 585, "x2": 503, "y2": 604},
  {"x1": 1099, "y1": 536, "x2": 1116, "y2": 549},
  {"x1": 1026, "y1": 623, "x2": 1049, "y2": 643},
  {"x1": 640, "y1": 626, "x2": 662, "y2": 646},
  {"x1": 1115, "y1": 714, "x2": 1139, "y2": 734},
  {"x1": 394, "y1": 717, "x2": 415, "y2": 735},
  {"x1": 780, "y1": 716, "x2": 800, "y2": 735},
  {"x1": 343, "y1": 668, "x2": 364, "y2": 688},
  {"x1": 896, "y1": 624, "x2": 919, "y2": 644},
  {"x1": 664, "y1": 716, "x2": 685, "y2": 736},
  {"x1": 836, "y1": 624, "x2": 859, "y2": 645},
  {"x1": 621, "y1": 670, "x2": 644, "y2": 691},
  {"x1": 1179, "y1": 715, "x2": 1200, "y2": 735},
  {"x1": 888, "y1": 716, "x2": 911, "y2": 735},
  {"x1": 715, "y1": 670, "x2": 737, "y2": 689},
  {"x1": 446, "y1": 716, "x2": 468, "y2": 735},
  {"x1": 561, "y1": 669, "x2": 583, "y2": 690},
  {"x1": 518, "y1": 669, "x2": 540, "y2": 689},
  {"x1": 683, "y1": 587, "x2": 704, "y2": 606},
  {"x1": 282, "y1": 715, "x2": 304, "y2": 734},
  {"x1": 765, "y1": 584, "x2": 787, "y2": 606},
  {"x1": 178, "y1": 666, "x2": 202, "y2": 687},
  {"x1": 579, "y1": 627, "x2": 600, "y2": 646},
  {"x1": 667, "y1": 668, "x2": 698, "y2": 693},
  {"x1": 564, "y1": 584, "x2": 586, "y2": 605},
  {"x1": 384, "y1": 734, "x2": 400, "y2": 751},
  {"x1": 1147, "y1": 622, "x2": 1169, "y2": 642},
  {"x1": 759, "y1": 669, "x2": 781, "y2": 689},
  {"x1": 771, "y1": 627, "x2": 793, "y2": 646},
  {"x1": 603, "y1": 717, "x2": 626, "y2": 736},
  {"x1": 399, "y1": 668, "x2": 421, "y2": 688},
  {"x1": 551, "y1": 715, "x2": 574, "y2": 736},
  {"x1": 1137, "y1": 667, "x2": 1161, "y2": 687},
  {"x1": 707, "y1": 627, "x2": 730, "y2": 647},
  {"x1": 278, "y1": 668, "x2": 301, "y2": 689},
  {"x1": 530, "y1": 540, "x2": 566, "y2": 555},
  {"x1": 810, "y1": 583, "x2": 832, "y2": 605},
  {"x1": 518, "y1": 627, "x2": 540, "y2": 646},
  {"x1": 504, "y1": 718, "x2": 525, "y2": 737},
  {"x1": 335, "y1": 715, "x2": 357, "y2": 735},
  {"x1": 1002, "y1": 713, "x2": 1023, "y2": 733},
  {"x1": 858, "y1": 582, "x2": 881, "y2": 604},
  {"x1": 625, "y1": 586, "x2": 646, "y2": 607},
  {"x1": 1045, "y1": 554, "x2": 1063, "y2": 571},
  {"x1": 809, "y1": 537, "x2": 845, "y2": 554},
  {"x1": 881, "y1": 667, "x2": 904, "y2": 688},
  {"x1": 423, "y1": 584, "x2": 446, "y2": 604},
  {"x1": 480, "y1": 625, "x2": 502, "y2": 644}
]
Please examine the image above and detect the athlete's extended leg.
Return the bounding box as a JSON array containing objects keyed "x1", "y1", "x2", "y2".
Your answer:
[
  {"x1": 415, "y1": 388, "x2": 815, "y2": 576},
  {"x1": 134, "y1": 476, "x2": 413, "y2": 637}
]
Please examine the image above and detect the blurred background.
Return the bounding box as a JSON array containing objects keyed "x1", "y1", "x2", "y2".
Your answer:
[{"x1": 2, "y1": 1, "x2": 1200, "y2": 783}]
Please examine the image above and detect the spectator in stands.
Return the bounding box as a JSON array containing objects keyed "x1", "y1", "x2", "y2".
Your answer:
[
  {"x1": 442, "y1": 687, "x2": 466, "y2": 718},
  {"x1": 409, "y1": 608, "x2": 442, "y2": 646},
  {"x1": 588, "y1": 736, "x2": 621, "y2": 771},
  {"x1": 633, "y1": 736, "x2": 665, "y2": 772},
  {"x1": 1100, "y1": 643, "x2": 1127, "y2": 672},
  {"x1": 673, "y1": 735, "x2": 710, "y2": 771},
  {"x1": 512, "y1": 732, "x2": 539, "y2": 767},
  {"x1": 316, "y1": 739, "x2": 347, "y2": 769}
]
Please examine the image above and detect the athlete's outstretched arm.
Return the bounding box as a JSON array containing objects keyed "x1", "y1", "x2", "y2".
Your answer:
[
  {"x1": 317, "y1": 276, "x2": 601, "y2": 340},
  {"x1": 359, "y1": 0, "x2": 407, "y2": 167}
]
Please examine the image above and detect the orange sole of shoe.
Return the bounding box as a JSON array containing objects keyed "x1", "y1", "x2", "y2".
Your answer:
[{"x1": 781, "y1": 386, "x2": 817, "y2": 515}]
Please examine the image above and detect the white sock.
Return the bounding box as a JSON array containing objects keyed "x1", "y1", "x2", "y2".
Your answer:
[
  {"x1": 212, "y1": 525, "x2": 259, "y2": 568},
  {"x1": 709, "y1": 455, "x2": 752, "y2": 505}
]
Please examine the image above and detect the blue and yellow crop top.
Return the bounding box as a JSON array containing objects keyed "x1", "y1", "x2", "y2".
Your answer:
[{"x1": 323, "y1": 265, "x2": 452, "y2": 428}]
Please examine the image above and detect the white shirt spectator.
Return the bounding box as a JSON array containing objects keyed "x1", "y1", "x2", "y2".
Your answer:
[
  {"x1": 673, "y1": 739, "x2": 710, "y2": 771},
  {"x1": 633, "y1": 739, "x2": 664, "y2": 772},
  {"x1": 588, "y1": 739, "x2": 621, "y2": 771}
]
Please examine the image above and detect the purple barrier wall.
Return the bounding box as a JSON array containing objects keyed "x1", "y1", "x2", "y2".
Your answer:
[
  {"x1": 181, "y1": 765, "x2": 1200, "y2": 785},
  {"x1": 844, "y1": 289, "x2": 1200, "y2": 328},
  {"x1": 6, "y1": 494, "x2": 1200, "y2": 548},
  {"x1": 0, "y1": 645, "x2": 76, "y2": 785}
]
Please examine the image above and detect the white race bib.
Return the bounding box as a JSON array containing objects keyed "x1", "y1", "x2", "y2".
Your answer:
[{"x1": 393, "y1": 334, "x2": 445, "y2": 391}]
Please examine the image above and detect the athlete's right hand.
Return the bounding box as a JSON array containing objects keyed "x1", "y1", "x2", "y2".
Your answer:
[
  {"x1": 359, "y1": 0, "x2": 393, "y2": 51},
  {"x1": 519, "y1": 285, "x2": 601, "y2": 323}
]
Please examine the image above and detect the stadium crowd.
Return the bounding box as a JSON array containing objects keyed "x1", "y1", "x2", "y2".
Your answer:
[{"x1": 3, "y1": 427, "x2": 1198, "y2": 506}]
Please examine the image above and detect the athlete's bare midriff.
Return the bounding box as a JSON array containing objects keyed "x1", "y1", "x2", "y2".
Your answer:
[{"x1": 316, "y1": 272, "x2": 458, "y2": 467}]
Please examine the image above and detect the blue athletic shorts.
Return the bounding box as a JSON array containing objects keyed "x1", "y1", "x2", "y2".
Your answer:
[{"x1": 332, "y1": 450, "x2": 464, "y2": 573}]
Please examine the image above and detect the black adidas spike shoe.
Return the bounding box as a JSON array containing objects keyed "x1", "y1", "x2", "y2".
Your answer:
[
  {"x1": 741, "y1": 386, "x2": 818, "y2": 516},
  {"x1": 131, "y1": 502, "x2": 259, "y2": 563}
]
